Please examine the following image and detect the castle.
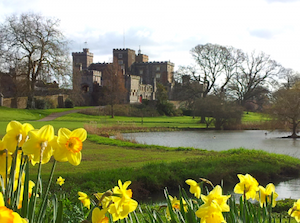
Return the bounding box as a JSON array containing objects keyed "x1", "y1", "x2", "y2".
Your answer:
[{"x1": 72, "y1": 48, "x2": 175, "y2": 105}]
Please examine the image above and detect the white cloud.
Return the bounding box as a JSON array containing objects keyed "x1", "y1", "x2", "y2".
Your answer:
[{"x1": 1, "y1": 0, "x2": 300, "y2": 71}]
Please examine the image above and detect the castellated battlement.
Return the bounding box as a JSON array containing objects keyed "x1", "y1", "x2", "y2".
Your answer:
[
  {"x1": 135, "y1": 61, "x2": 174, "y2": 66},
  {"x1": 113, "y1": 48, "x2": 135, "y2": 52},
  {"x1": 94, "y1": 62, "x2": 110, "y2": 65},
  {"x1": 72, "y1": 48, "x2": 93, "y2": 56}
]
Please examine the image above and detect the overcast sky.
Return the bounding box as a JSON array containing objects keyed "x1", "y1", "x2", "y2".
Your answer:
[{"x1": 1, "y1": 0, "x2": 300, "y2": 71}]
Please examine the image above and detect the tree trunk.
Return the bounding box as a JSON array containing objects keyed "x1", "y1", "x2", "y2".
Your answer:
[
  {"x1": 111, "y1": 104, "x2": 114, "y2": 118},
  {"x1": 291, "y1": 121, "x2": 298, "y2": 138}
]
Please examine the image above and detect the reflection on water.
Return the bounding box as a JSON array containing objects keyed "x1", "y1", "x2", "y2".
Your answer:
[
  {"x1": 276, "y1": 178, "x2": 300, "y2": 200},
  {"x1": 121, "y1": 130, "x2": 300, "y2": 158},
  {"x1": 120, "y1": 130, "x2": 300, "y2": 200}
]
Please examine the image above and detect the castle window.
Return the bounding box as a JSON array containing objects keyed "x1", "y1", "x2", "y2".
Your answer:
[
  {"x1": 118, "y1": 60, "x2": 123, "y2": 64},
  {"x1": 156, "y1": 73, "x2": 161, "y2": 79},
  {"x1": 118, "y1": 54, "x2": 123, "y2": 58},
  {"x1": 139, "y1": 70, "x2": 143, "y2": 74},
  {"x1": 156, "y1": 66, "x2": 160, "y2": 71}
]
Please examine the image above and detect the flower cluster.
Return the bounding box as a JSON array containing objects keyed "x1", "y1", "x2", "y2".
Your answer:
[
  {"x1": 0, "y1": 120, "x2": 87, "y2": 222},
  {"x1": 78, "y1": 180, "x2": 138, "y2": 222},
  {"x1": 182, "y1": 174, "x2": 280, "y2": 222},
  {"x1": 234, "y1": 173, "x2": 278, "y2": 207}
]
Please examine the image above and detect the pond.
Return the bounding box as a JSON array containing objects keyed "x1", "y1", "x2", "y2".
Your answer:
[{"x1": 120, "y1": 130, "x2": 300, "y2": 200}]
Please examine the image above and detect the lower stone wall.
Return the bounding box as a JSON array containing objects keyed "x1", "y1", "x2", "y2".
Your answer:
[{"x1": 3, "y1": 94, "x2": 69, "y2": 108}]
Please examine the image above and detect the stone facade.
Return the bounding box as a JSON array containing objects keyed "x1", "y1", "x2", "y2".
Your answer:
[{"x1": 72, "y1": 48, "x2": 174, "y2": 105}]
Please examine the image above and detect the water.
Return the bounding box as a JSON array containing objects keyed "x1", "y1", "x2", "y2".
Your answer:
[{"x1": 119, "y1": 130, "x2": 300, "y2": 200}]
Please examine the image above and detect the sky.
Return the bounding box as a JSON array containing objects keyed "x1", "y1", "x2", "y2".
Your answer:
[{"x1": 1, "y1": 0, "x2": 300, "y2": 71}]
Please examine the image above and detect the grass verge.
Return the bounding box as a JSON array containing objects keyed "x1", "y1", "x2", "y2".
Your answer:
[{"x1": 29, "y1": 135, "x2": 300, "y2": 204}]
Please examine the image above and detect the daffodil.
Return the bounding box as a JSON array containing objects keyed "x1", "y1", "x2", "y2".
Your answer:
[
  {"x1": 196, "y1": 205, "x2": 226, "y2": 223},
  {"x1": 17, "y1": 180, "x2": 35, "y2": 209},
  {"x1": 78, "y1": 191, "x2": 91, "y2": 209},
  {"x1": 168, "y1": 195, "x2": 187, "y2": 211},
  {"x1": 256, "y1": 183, "x2": 278, "y2": 207},
  {"x1": 186, "y1": 179, "x2": 201, "y2": 198},
  {"x1": 108, "y1": 180, "x2": 138, "y2": 221},
  {"x1": 234, "y1": 173, "x2": 259, "y2": 200},
  {"x1": 2, "y1": 121, "x2": 34, "y2": 153},
  {"x1": 166, "y1": 195, "x2": 188, "y2": 220},
  {"x1": 0, "y1": 192, "x2": 27, "y2": 223},
  {"x1": 22, "y1": 125, "x2": 55, "y2": 164},
  {"x1": 53, "y1": 128, "x2": 87, "y2": 166},
  {"x1": 196, "y1": 185, "x2": 230, "y2": 223},
  {"x1": 0, "y1": 149, "x2": 12, "y2": 177},
  {"x1": 56, "y1": 176, "x2": 65, "y2": 186},
  {"x1": 92, "y1": 207, "x2": 108, "y2": 223},
  {"x1": 289, "y1": 199, "x2": 300, "y2": 222},
  {"x1": 94, "y1": 191, "x2": 113, "y2": 207},
  {"x1": 109, "y1": 199, "x2": 138, "y2": 222}
]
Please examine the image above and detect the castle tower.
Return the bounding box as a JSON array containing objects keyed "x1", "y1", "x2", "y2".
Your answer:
[
  {"x1": 72, "y1": 48, "x2": 94, "y2": 91},
  {"x1": 113, "y1": 48, "x2": 136, "y2": 73},
  {"x1": 72, "y1": 48, "x2": 94, "y2": 71},
  {"x1": 136, "y1": 46, "x2": 149, "y2": 63}
]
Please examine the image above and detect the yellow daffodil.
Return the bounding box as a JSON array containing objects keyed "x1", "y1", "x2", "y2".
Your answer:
[
  {"x1": 22, "y1": 125, "x2": 55, "y2": 164},
  {"x1": 108, "y1": 180, "x2": 138, "y2": 221},
  {"x1": 166, "y1": 195, "x2": 188, "y2": 220},
  {"x1": 256, "y1": 183, "x2": 278, "y2": 207},
  {"x1": 108, "y1": 199, "x2": 138, "y2": 222},
  {"x1": 94, "y1": 191, "x2": 113, "y2": 207},
  {"x1": 168, "y1": 195, "x2": 187, "y2": 211},
  {"x1": 92, "y1": 207, "x2": 108, "y2": 223},
  {"x1": 56, "y1": 176, "x2": 65, "y2": 186},
  {"x1": 17, "y1": 180, "x2": 35, "y2": 209},
  {"x1": 0, "y1": 192, "x2": 27, "y2": 223},
  {"x1": 196, "y1": 205, "x2": 226, "y2": 223},
  {"x1": 78, "y1": 191, "x2": 91, "y2": 209},
  {"x1": 289, "y1": 199, "x2": 300, "y2": 222},
  {"x1": 196, "y1": 185, "x2": 230, "y2": 223},
  {"x1": 186, "y1": 179, "x2": 201, "y2": 199},
  {"x1": 2, "y1": 121, "x2": 34, "y2": 153},
  {"x1": 0, "y1": 149, "x2": 12, "y2": 177},
  {"x1": 234, "y1": 173, "x2": 259, "y2": 200},
  {"x1": 53, "y1": 128, "x2": 87, "y2": 166},
  {"x1": 200, "y1": 185, "x2": 231, "y2": 212}
]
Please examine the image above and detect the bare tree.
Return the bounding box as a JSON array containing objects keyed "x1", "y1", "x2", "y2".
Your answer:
[
  {"x1": 279, "y1": 68, "x2": 300, "y2": 90},
  {"x1": 228, "y1": 51, "x2": 281, "y2": 106},
  {"x1": 0, "y1": 13, "x2": 70, "y2": 108},
  {"x1": 101, "y1": 60, "x2": 127, "y2": 118},
  {"x1": 190, "y1": 43, "x2": 229, "y2": 97},
  {"x1": 270, "y1": 88, "x2": 300, "y2": 138}
]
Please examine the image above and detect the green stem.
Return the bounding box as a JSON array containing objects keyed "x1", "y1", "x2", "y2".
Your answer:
[
  {"x1": 29, "y1": 159, "x2": 42, "y2": 223},
  {"x1": 36, "y1": 159, "x2": 57, "y2": 223},
  {"x1": 4, "y1": 149, "x2": 8, "y2": 196}
]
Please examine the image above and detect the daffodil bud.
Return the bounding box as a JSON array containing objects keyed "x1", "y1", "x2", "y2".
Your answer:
[
  {"x1": 17, "y1": 134, "x2": 22, "y2": 145},
  {"x1": 40, "y1": 141, "x2": 48, "y2": 149},
  {"x1": 103, "y1": 190, "x2": 113, "y2": 197}
]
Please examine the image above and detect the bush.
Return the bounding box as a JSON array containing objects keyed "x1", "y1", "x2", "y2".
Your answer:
[
  {"x1": 65, "y1": 98, "x2": 74, "y2": 108},
  {"x1": 35, "y1": 98, "x2": 47, "y2": 109},
  {"x1": 34, "y1": 98, "x2": 56, "y2": 109}
]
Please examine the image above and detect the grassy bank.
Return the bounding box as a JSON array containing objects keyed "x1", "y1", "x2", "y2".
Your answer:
[
  {"x1": 28, "y1": 135, "x2": 300, "y2": 203},
  {"x1": 1, "y1": 107, "x2": 296, "y2": 200}
]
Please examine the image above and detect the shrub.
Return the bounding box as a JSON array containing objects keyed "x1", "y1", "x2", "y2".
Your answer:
[
  {"x1": 65, "y1": 98, "x2": 74, "y2": 108},
  {"x1": 35, "y1": 98, "x2": 47, "y2": 109}
]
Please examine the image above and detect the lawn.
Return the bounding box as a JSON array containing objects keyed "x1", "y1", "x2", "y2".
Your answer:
[
  {"x1": 1, "y1": 106, "x2": 299, "y2": 220},
  {"x1": 0, "y1": 106, "x2": 269, "y2": 137}
]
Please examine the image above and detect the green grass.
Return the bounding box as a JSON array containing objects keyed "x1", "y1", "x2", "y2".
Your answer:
[
  {"x1": 27, "y1": 134, "x2": 300, "y2": 203},
  {"x1": 242, "y1": 111, "x2": 270, "y2": 122},
  {"x1": 0, "y1": 107, "x2": 269, "y2": 136}
]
